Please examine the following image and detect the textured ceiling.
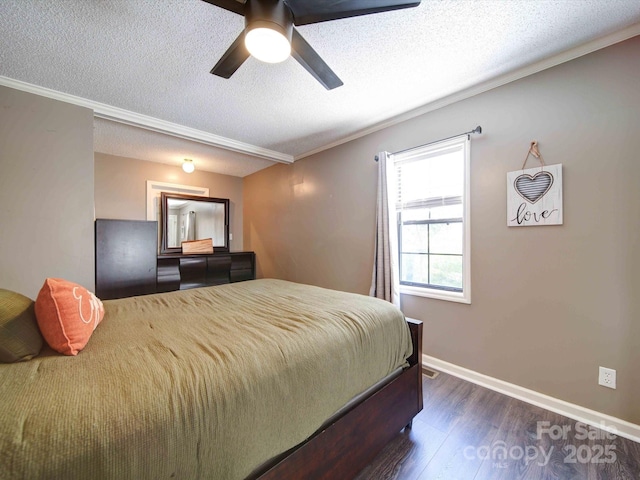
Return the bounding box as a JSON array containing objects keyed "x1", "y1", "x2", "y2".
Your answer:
[{"x1": 1, "y1": 0, "x2": 640, "y2": 177}]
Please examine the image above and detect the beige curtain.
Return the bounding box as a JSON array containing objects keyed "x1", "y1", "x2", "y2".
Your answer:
[{"x1": 369, "y1": 151, "x2": 400, "y2": 307}]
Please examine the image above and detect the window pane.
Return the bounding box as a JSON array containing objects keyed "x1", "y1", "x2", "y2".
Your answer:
[
  {"x1": 401, "y1": 224, "x2": 428, "y2": 253},
  {"x1": 429, "y1": 204, "x2": 463, "y2": 220},
  {"x1": 401, "y1": 253, "x2": 429, "y2": 284},
  {"x1": 393, "y1": 136, "x2": 469, "y2": 302},
  {"x1": 397, "y1": 149, "x2": 463, "y2": 204},
  {"x1": 430, "y1": 255, "x2": 462, "y2": 289},
  {"x1": 401, "y1": 204, "x2": 462, "y2": 222},
  {"x1": 429, "y1": 223, "x2": 462, "y2": 255},
  {"x1": 402, "y1": 208, "x2": 429, "y2": 222}
]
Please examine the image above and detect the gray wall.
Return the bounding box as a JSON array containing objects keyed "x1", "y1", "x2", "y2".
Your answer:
[
  {"x1": 95, "y1": 153, "x2": 244, "y2": 252},
  {"x1": 244, "y1": 37, "x2": 640, "y2": 424},
  {"x1": 0, "y1": 86, "x2": 95, "y2": 299}
]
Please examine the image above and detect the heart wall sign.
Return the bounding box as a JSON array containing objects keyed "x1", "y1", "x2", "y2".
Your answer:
[{"x1": 507, "y1": 164, "x2": 563, "y2": 226}]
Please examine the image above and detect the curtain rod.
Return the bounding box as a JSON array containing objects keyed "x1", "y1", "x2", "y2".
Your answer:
[{"x1": 375, "y1": 126, "x2": 482, "y2": 161}]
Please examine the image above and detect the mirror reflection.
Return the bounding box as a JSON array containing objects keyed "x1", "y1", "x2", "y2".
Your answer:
[
  {"x1": 166, "y1": 199, "x2": 227, "y2": 247},
  {"x1": 161, "y1": 193, "x2": 229, "y2": 253}
]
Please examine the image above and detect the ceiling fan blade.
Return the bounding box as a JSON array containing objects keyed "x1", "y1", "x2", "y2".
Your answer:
[
  {"x1": 200, "y1": 0, "x2": 245, "y2": 16},
  {"x1": 291, "y1": 28, "x2": 343, "y2": 90},
  {"x1": 210, "y1": 32, "x2": 250, "y2": 78},
  {"x1": 287, "y1": 0, "x2": 421, "y2": 26}
]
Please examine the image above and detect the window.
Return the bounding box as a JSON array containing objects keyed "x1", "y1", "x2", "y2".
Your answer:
[{"x1": 392, "y1": 136, "x2": 470, "y2": 303}]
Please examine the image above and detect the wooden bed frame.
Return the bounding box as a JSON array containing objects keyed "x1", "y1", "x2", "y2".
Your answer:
[{"x1": 253, "y1": 318, "x2": 423, "y2": 480}]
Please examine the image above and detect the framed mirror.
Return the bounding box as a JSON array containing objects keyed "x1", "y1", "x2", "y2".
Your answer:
[{"x1": 160, "y1": 192, "x2": 229, "y2": 254}]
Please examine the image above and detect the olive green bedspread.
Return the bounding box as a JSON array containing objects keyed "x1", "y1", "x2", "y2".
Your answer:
[{"x1": 0, "y1": 279, "x2": 412, "y2": 479}]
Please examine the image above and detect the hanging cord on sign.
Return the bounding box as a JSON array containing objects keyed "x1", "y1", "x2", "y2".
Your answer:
[
  {"x1": 522, "y1": 141, "x2": 545, "y2": 169},
  {"x1": 375, "y1": 125, "x2": 482, "y2": 161}
]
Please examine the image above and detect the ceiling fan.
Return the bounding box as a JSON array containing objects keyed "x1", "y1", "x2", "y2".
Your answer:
[{"x1": 202, "y1": 0, "x2": 421, "y2": 90}]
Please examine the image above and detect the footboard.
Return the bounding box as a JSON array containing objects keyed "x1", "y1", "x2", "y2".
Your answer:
[{"x1": 255, "y1": 318, "x2": 423, "y2": 480}]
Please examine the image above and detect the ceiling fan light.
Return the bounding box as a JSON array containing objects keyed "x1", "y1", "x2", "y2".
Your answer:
[
  {"x1": 245, "y1": 27, "x2": 291, "y2": 63},
  {"x1": 182, "y1": 158, "x2": 195, "y2": 173}
]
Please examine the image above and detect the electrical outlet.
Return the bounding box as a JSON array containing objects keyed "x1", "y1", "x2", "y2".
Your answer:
[{"x1": 598, "y1": 367, "x2": 616, "y2": 389}]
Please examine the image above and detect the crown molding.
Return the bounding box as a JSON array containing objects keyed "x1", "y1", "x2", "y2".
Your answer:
[
  {"x1": 295, "y1": 24, "x2": 640, "y2": 160},
  {"x1": 0, "y1": 76, "x2": 294, "y2": 164},
  {"x1": 3, "y1": 24, "x2": 637, "y2": 164}
]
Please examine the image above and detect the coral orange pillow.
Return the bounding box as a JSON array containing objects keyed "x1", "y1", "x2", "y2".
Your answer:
[{"x1": 35, "y1": 278, "x2": 105, "y2": 356}]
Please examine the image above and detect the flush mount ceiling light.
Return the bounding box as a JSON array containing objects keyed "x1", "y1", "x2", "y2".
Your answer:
[
  {"x1": 182, "y1": 158, "x2": 195, "y2": 173},
  {"x1": 203, "y1": 0, "x2": 421, "y2": 90}
]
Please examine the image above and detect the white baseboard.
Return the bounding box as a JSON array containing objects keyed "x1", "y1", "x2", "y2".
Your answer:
[{"x1": 422, "y1": 354, "x2": 640, "y2": 444}]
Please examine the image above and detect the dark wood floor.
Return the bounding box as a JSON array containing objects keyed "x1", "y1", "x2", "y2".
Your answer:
[{"x1": 354, "y1": 371, "x2": 640, "y2": 480}]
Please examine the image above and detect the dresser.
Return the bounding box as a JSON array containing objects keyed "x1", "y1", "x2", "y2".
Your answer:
[
  {"x1": 95, "y1": 219, "x2": 255, "y2": 300},
  {"x1": 156, "y1": 252, "x2": 255, "y2": 293}
]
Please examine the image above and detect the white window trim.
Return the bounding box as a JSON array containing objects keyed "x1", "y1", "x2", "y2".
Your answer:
[
  {"x1": 400, "y1": 284, "x2": 470, "y2": 304},
  {"x1": 395, "y1": 135, "x2": 471, "y2": 304}
]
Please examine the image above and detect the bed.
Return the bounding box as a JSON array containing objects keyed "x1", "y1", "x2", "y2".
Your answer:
[{"x1": 0, "y1": 279, "x2": 422, "y2": 479}]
